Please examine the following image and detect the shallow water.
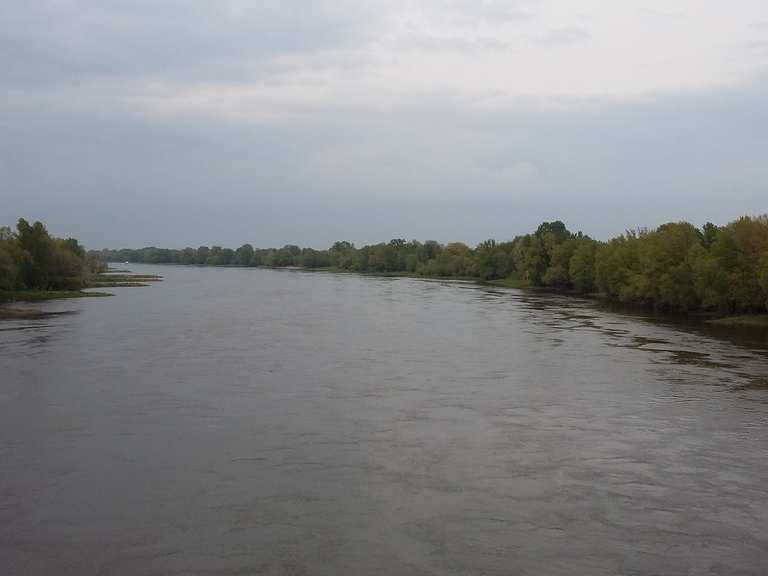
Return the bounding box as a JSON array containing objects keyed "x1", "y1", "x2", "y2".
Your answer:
[{"x1": 1, "y1": 265, "x2": 767, "y2": 575}]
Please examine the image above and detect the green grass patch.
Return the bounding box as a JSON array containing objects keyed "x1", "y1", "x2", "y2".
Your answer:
[
  {"x1": 84, "y1": 273, "x2": 162, "y2": 288},
  {"x1": 707, "y1": 315, "x2": 768, "y2": 328},
  {"x1": 83, "y1": 281, "x2": 150, "y2": 288},
  {"x1": 89, "y1": 274, "x2": 162, "y2": 282},
  {"x1": 0, "y1": 307, "x2": 46, "y2": 320},
  {"x1": 0, "y1": 290, "x2": 113, "y2": 304},
  {"x1": 486, "y1": 276, "x2": 530, "y2": 289}
]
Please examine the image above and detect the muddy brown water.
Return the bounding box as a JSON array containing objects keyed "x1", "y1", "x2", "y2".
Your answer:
[{"x1": 1, "y1": 265, "x2": 767, "y2": 575}]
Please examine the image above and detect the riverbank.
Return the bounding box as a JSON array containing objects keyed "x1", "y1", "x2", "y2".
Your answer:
[
  {"x1": 84, "y1": 273, "x2": 163, "y2": 288},
  {"x1": 226, "y1": 265, "x2": 768, "y2": 329},
  {"x1": 97, "y1": 215, "x2": 768, "y2": 322},
  {"x1": 0, "y1": 290, "x2": 113, "y2": 304},
  {"x1": 0, "y1": 271, "x2": 162, "y2": 308},
  {"x1": 301, "y1": 267, "x2": 479, "y2": 282},
  {"x1": 0, "y1": 290, "x2": 113, "y2": 319},
  {"x1": 708, "y1": 315, "x2": 768, "y2": 328},
  {"x1": 0, "y1": 306, "x2": 85, "y2": 320}
]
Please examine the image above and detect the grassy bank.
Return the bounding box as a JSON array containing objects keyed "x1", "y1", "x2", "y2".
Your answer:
[
  {"x1": 79, "y1": 271, "x2": 163, "y2": 289},
  {"x1": 708, "y1": 315, "x2": 768, "y2": 328},
  {"x1": 84, "y1": 273, "x2": 162, "y2": 288},
  {"x1": 0, "y1": 307, "x2": 52, "y2": 319},
  {"x1": 0, "y1": 273, "x2": 162, "y2": 305},
  {"x1": 89, "y1": 274, "x2": 163, "y2": 282},
  {"x1": 0, "y1": 290, "x2": 113, "y2": 304},
  {"x1": 486, "y1": 276, "x2": 530, "y2": 289}
]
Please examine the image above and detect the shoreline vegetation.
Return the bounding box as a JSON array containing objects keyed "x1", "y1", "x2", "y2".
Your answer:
[
  {"x1": 0, "y1": 219, "x2": 162, "y2": 312},
  {"x1": 708, "y1": 315, "x2": 768, "y2": 328},
  {"x1": 3, "y1": 216, "x2": 768, "y2": 329},
  {"x1": 94, "y1": 215, "x2": 768, "y2": 328}
]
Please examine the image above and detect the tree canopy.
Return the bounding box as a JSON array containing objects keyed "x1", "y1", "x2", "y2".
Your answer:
[
  {"x1": 93, "y1": 215, "x2": 768, "y2": 315},
  {"x1": 0, "y1": 219, "x2": 103, "y2": 292}
]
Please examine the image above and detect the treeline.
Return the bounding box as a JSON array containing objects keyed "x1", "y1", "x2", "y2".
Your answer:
[
  {"x1": 0, "y1": 219, "x2": 104, "y2": 291},
  {"x1": 95, "y1": 215, "x2": 768, "y2": 315}
]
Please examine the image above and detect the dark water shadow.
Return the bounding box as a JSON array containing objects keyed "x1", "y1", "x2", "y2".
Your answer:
[
  {"x1": 733, "y1": 377, "x2": 768, "y2": 391},
  {"x1": 462, "y1": 284, "x2": 768, "y2": 389},
  {"x1": 0, "y1": 309, "x2": 79, "y2": 322}
]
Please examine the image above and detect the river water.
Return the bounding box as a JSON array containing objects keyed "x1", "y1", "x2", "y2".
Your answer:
[{"x1": 1, "y1": 264, "x2": 767, "y2": 575}]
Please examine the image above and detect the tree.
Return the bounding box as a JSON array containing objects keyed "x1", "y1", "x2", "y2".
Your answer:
[
  {"x1": 759, "y1": 251, "x2": 768, "y2": 311},
  {"x1": 81, "y1": 214, "x2": 768, "y2": 317},
  {"x1": 512, "y1": 235, "x2": 546, "y2": 285},
  {"x1": 196, "y1": 246, "x2": 210, "y2": 265},
  {"x1": 48, "y1": 239, "x2": 86, "y2": 289},
  {"x1": 0, "y1": 227, "x2": 21, "y2": 290},
  {"x1": 180, "y1": 247, "x2": 197, "y2": 265},
  {"x1": 569, "y1": 238, "x2": 598, "y2": 293},
  {"x1": 641, "y1": 222, "x2": 702, "y2": 310},
  {"x1": 1, "y1": 220, "x2": 92, "y2": 292},
  {"x1": 329, "y1": 241, "x2": 356, "y2": 269},
  {"x1": 234, "y1": 244, "x2": 255, "y2": 266},
  {"x1": 473, "y1": 240, "x2": 500, "y2": 280},
  {"x1": 701, "y1": 222, "x2": 719, "y2": 248},
  {"x1": 16, "y1": 218, "x2": 55, "y2": 289}
]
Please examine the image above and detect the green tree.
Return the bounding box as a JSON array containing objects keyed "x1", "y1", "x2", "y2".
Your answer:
[
  {"x1": 16, "y1": 218, "x2": 55, "y2": 289},
  {"x1": 701, "y1": 222, "x2": 719, "y2": 248},
  {"x1": 234, "y1": 244, "x2": 255, "y2": 266},
  {"x1": 569, "y1": 238, "x2": 598, "y2": 293},
  {"x1": 0, "y1": 227, "x2": 22, "y2": 290}
]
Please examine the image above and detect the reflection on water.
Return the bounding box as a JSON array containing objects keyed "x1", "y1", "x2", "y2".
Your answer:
[
  {"x1": 506, "y1": 289, "x2": 768, "y2": 396},
  {"x1": 1, "y1": 265, "x2": 767, "y2": 575},
  {"x1": 0, "y1": 308, "x2": 78, "y2": 351}
]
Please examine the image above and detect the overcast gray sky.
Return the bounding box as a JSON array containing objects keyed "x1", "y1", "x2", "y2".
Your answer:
[{"x1": 1, "y1": 0, "x2": 767, "y2": 249}]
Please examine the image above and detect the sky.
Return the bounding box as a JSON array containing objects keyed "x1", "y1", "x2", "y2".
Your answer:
[{"x1": 1, "y1": 0, "x2": 767, "y2": 249}]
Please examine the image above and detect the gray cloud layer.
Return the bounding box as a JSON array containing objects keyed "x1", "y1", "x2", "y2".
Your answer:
[{"x1": 1, "y1": 1, "x2": 767, "y2": 248}]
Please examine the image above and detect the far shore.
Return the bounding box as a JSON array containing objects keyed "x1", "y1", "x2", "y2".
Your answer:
[
  {"x1": 0, "y1": 271, "x2": 163, "y2": 310},
  {"x1": 5, "y1": 263, "x2": 766, "y2": 331}
]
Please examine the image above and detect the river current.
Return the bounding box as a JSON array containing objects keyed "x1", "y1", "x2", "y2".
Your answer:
[{"x1": 1, "y1": 264, "x2": 767, "y2": 575}]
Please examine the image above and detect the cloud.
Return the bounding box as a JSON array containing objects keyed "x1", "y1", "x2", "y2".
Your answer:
[
  {"x1": 1, "y1": 1, "x2": 767, "y2": 247},
  {"x1": 534, "y1": 26, "x2": 591, "y2": 47},
  {"x1": 4, "y1": 0, "x2": 765, "y2": 103},
  {"x1": 3, "y1": 72, "x2": 767, "y2": 247},
  {"x1": 638, "y1": 7, "x2": 686, "y2": 21},
  {"x1": 0, "y1": 1, "x2": 378, "y2": 87}
]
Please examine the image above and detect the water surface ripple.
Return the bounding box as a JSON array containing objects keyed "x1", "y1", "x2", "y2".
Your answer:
[{"x1": 1, "y1": 265, "x2": 767, "y2": 575}]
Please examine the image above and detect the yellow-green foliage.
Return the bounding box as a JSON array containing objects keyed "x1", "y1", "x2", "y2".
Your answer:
[
  {"x1": 594, "y1": 216, "x2": 768, "y2": 313},
  {"x1": 0, "y1": 219, "x2": 101, "y2": 292},
  {"x1": 95, "y1": 215, "x2": 768, "y2": 315}
]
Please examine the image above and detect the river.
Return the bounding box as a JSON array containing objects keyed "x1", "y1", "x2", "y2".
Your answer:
[{"x1": 1, "y1": 264, "x2": 767, "y2": 575}]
